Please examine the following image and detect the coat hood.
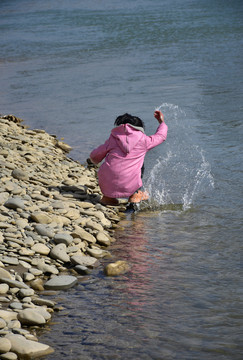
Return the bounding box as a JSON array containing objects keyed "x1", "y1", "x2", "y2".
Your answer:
[{"x1": 111, "y1": 124, "x2": 144, "y2": 154}]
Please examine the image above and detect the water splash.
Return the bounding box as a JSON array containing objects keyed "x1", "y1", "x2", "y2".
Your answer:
[{"x1": 144, "y1": 103, "x2": 214, "y2": 211}]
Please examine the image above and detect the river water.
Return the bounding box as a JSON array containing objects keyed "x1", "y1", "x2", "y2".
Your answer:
[{"x1": 0, "y1": 0, "x2": 242, "y2": 359}]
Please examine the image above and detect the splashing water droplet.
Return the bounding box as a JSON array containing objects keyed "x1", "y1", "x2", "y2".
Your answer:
[{"x1": 144, "y1": 103, "x2": 214, "y2": 211}]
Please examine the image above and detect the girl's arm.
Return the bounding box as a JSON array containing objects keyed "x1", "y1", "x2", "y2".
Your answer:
[
  {"x1": 89, "y1": 139, "x2": 110, "y2": 164},
  {"x1": 145, "y1": 111, "x2": 168, "y2": 150},
  {"x1": 145, "y1": 122, "x2": 168, "y2": 150}
]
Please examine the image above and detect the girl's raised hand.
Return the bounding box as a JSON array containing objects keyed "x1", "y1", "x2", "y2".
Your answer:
[{"x1": 154, "y1": 110, "x2": 164, "y2": 123}]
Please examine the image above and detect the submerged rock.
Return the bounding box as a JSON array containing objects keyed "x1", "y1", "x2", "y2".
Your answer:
[
  {"x1": 104, "y1": 260, "x2": 130, "y2": 276},
  {"x1": 5, "y1": 334, "x2": 54, "y2": 359}
]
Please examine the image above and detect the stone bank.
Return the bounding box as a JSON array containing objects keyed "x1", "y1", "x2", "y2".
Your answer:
[{"x1": 0, "y1": 115, "x2": 126, "y2": 359}]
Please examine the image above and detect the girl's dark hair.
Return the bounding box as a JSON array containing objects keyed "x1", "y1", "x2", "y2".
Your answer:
[{"x1": 114, "y1": 113, "x2": 145, "y2": 130}]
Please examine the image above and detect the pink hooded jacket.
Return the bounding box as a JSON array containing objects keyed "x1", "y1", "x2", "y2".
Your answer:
[{"x1": 90, "y1": 122, "x2": 168, "y2": 198}]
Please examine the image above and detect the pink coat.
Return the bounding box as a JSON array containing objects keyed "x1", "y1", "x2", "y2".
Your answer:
[{"x1": 90, "y1": 122, "x2": 168, "y2": 198}]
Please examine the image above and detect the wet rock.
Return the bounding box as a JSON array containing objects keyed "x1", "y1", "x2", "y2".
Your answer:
[
  {"x1": 86, "y1": 247, "x2": 110, "y2": 259},
  {"x1": 70, "y1": 254, "x2": 99, "y2": 268},
  {"x1": 44, "y1": 275, "x2": 78, "y2": 290},
  {"x1": 5, "y1": 334, "x2": 54, "y2": 359},
  {"x1": 31, "y1": 297, "x2": 55, "y2": 308},
  {"x1": 74, "y1": 265, "x2": 91, "y2": 275},
  {"x1": 104, "y1": 260, "x2": 130, "y2": 276}
]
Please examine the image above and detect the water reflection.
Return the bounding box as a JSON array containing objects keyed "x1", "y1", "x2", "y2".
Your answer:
[{"x1": 39, "y1": 207, "x2": 242, "y2": 360}]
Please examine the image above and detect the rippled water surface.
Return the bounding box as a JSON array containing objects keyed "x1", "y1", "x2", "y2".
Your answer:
[{"x1": 0, "y1": 0, "x2": 242, "y2": 359}]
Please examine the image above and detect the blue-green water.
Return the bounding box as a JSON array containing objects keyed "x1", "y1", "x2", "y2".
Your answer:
[{"x1": 0, "y1": 0, "x2": 242, "y2": 359}]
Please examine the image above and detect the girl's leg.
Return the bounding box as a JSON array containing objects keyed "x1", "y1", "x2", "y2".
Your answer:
[{"x1": 128, "y1": 189, "x2": 149, "y2": 203}]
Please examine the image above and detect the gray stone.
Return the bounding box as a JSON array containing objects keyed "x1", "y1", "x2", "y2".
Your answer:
[
  {"x1": 74, "y1": 265, "x2": 91, "y2": 275},
  {"x1": 18, "y1": 288, "x2": 35, "y2": 298},
  {"x1": 86, "y1": 247, "x2": 110, "y2": 259},
  {"x1": 44, "y1": 275, "x2": 78, "y2": 290},
  {"x1": 0, "y1": 337, "x2": 11, "y2": 354},
  {"x1": 34, "y1": 224, "x2": 55, "y2": 238},
  {"x1": 31, "y1": 297, "x2": 55, "y2": 308},
  {"x1": 54, "y1": 232, "x2": 73, "y2": 246},
  {"x1": 71, "y1": 254, "x2": 99, "y2": 268},
  {"x1": 9, "y1": 302, "x2": 23, "y2": 310},
  {"x1": 36, "y1": 259, "x2": 59, "y2": 275},
  {"x1": 5, "y1": 334, "x2": 54, "y2": 358},
  {"x1": 50, "y1": 243, "x2": 70, "y2": 263},
  {"x1": 0, "y1": 256, "x2": 19, "y2": 266},
  {"x1": 17, "y1": 308, "x2": 46, "y2": 326},
  {"x1": 4, "y1": 197, "x2": 25, "y2": 210},
  {"x1": 11, "y1": 169, "x2": 29, "y2": 180},
  {"x1": 0, "y1": 278, "x2": 29, "y2": 289}
]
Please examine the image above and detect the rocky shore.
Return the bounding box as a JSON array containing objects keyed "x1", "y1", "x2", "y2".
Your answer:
[{"x1": 0, "y1": 115, "x2": 127, "y2": 359}]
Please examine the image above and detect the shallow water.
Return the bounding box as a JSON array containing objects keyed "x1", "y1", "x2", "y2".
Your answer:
[{"x1": 0, "y1": 0, "x2": 242, "y2": 359}]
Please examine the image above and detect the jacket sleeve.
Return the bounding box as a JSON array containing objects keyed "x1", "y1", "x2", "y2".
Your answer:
[
  {"x1": 145, "y1": 122, "x2": 168, "y2": 151},
  {"x1": 89, "y1": 138, "x2": 110, "y2": 165}
]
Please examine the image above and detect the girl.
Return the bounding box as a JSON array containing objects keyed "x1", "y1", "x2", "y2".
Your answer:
[{"x1": 89, "y1": 110, "x2": 168, "y2": 205}]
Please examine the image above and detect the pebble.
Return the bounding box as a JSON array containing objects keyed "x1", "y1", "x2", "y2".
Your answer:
[
  {"x1": 0, "y1": 338, "x2": 11, "y2": 354},
  {"x1": 0, "y1": 351, "x2": 18, "y2": 360},
  {"x1": 4, "y1": 198, "x2": 25, "y2": 210},
  {"x1": 50, "y1": 243, "x2": 70, "y2": 263},
  {"x1": 44, "y1": 275, "x2": 78, "y2": 290},
  {"x1": 70, "y1": 254, "x2": 100, "y2": 268},
  {"x1": 31, "y1": 243, "x2": 50, "y2": 256},
  {"x1": 53, "y1": 232, "x2": 73, "y2": 246},
  {"x1": 34, "y1": 224, "x2": 55, "y2": 238},
  {"x1": 5, "y1": 334, "x2": 54, "y2": 358}
]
